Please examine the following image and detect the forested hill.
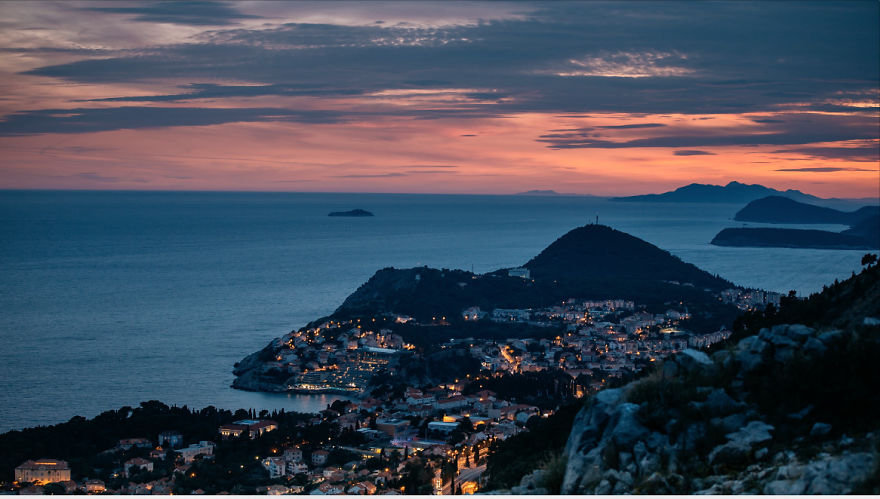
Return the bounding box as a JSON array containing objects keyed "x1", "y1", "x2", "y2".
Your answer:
[
  {"x1": 733, "y1": 196, "x2": 879, "y2": 225},
  {"x1": 523, "y1": 225, "x2": 732, "y2": 291},
  {"x1": 329, "y1": 225, "x2": 734, "y2": 322}
]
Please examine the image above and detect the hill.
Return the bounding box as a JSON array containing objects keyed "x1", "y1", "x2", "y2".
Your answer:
[
  {"x1": 331, "y1": 224, "x2": 734, "y2": 322},
  {"x1": 733, "y1": 196, "x2": 879, "y2": 225},
  {"x1": 489, "y1": 260, "x2": 880, "y2": 494},
  {"x1": 553, "y1": 261, "x2": 880, "y2": 494},
  {"x1": 611, "y1": 181, "x2": 822, "y2": 204}
]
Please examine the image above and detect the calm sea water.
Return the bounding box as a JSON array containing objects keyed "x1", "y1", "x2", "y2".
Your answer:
[{"x1": 0, "y1": 190, "x2": 868, "y2": 432}]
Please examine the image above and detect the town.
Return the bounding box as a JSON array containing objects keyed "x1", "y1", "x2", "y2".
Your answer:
[{"x1": 6, "y1": 286, "x2": 777, "y2": 495}]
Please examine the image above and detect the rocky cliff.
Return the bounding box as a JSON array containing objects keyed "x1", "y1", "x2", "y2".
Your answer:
[{"x1": 555, "y1": 263, "x2": 880, "y2": 494}]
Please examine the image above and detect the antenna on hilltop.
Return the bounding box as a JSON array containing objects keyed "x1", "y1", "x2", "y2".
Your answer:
[{"x1": 595, "y1": 213, "x2": 599, "y2": 225}]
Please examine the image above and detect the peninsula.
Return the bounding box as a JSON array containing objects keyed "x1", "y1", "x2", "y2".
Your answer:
[{"x1": 232, "y1": 225, "x2": 759, "y2": 396}]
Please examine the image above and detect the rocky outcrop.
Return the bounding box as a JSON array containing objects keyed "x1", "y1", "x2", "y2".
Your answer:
[{"x1": 560, "y1": 320, "x2": 880, "y2": 494}]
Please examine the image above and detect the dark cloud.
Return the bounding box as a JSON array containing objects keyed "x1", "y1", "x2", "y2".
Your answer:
[
  {"x1": 79, "y1": 83, "x2": 364, "y2": 103},
  {"x1": 673, "y1": 150, "x2": 716, "y2": 156},
  {"x1": 537, "y1": 113, "x2": 878, "y2": 149},
  {"x1": 10, "y1": 1, "x2": 878, "y2": 139},
  {"x1": 775, "y1": 167, "x2": 875, "y2": 172},
  {"x1": 87, "y1": 1, "x2": 260, "y2": 26},
  {"x1": 0, "y1": 107, "x2": 349, "y2": 136},
  {"x1": 331, "y1": 173, "x2": 406, "y2": 178},
  {"x1": 772, "y1": 145, "x2": 880, "y2": 162},
  {"x1": 597, "y1": 123, "x2": 666, "y2": 129}
]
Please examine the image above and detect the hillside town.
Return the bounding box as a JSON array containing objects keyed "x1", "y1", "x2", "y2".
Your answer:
[{"x1": 7, "y1": 287, "x2": 776, "y2": 495}]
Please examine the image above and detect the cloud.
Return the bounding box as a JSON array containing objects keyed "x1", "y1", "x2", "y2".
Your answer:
[
  {"x1": 0, "y1": 107, "x2": 349, "y2": 136},
  {"x1": 537, "y1": 113, "x2": 878, "y2": 150},
  {"x1": 674, "y1": 150, "x2": 716, "y2": 156},
  {"x1": 597, "y1": 123, "x2": 666, "y2": 129},
  {"x1": 553, "y1": 51, "x2": 694, "y2": 78},
  {"x1": 775, "y1": 167, "x2": 875, "y2": 172},
  {"x1": 331, "y1": 173, "x2": 406, "y2": 178},
  {"x1": 87, "y1": 1, "x2": 261, "y2": 26},
  {"x1": 772, "y1": 145, "x2": 880, "y2": 162}
]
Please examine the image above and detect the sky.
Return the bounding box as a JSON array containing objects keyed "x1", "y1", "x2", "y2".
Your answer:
[{"x1": 0, "y1": 1, "x2": 877, "y2": 197}]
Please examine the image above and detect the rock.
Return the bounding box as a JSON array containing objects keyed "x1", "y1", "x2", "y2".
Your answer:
[
  {"x1": 676, "y1": 349, "x2": 713, "y2": 373},
  {"x1": 764, "y1": 479, "x2": 806, "y2": 494},
  {"x1": 810, "y1": 422, "x2": 832, "y2": 437},
  {"x1": 727, "y1": 421, "x2": 774, "y2": 446},
  {"x1": 755, "y1": 447, "x2": 769, "y2": 460},
  {"x1": 594, "y1": 479, "x2": 612, "y2": 495},
  {"x1": 767, "y1": 334, "x2": 798, "y2": 348},
  {"x1": 803, "y1": 337, "x2": 827, "y2": 356},
  {"x1": 784, "y1": 324, "x2": 814, "y2": 340},
  {"x1": 702, "y1": 388, "x2": 745, "y2": 416},
  {"x1": 774, "y1": 344, "x2": 797, "y2": 363},
  {"x1": 608, "y1": 403, "x2": 650, "y2": 448},
  {"x1": 786, "y1": 404, "x2": 814, "y2": 421},
  {"x1": 638, "y1": 452, "x2": 661, "y2": 476},
  {"x1": 708, "y1": 440, "x2": 752, "y2": 468},
  {"x1": 717, "y1": 412, "x2": 749, "y2": 433},
  {"x1": 817, "y1": 329, "x2": 845, "y2": 345}
]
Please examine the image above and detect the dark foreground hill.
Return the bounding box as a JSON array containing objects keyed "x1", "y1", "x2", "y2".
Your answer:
[
  {"x1": 733, "y1": 196, "x2": 879, "y2": 225},
  {"x1": 332, "y1": 224, "x2": 733, "y2": 322},
  {"x1": 514, "y1": 261, "x2": 880, "y2": 494}
]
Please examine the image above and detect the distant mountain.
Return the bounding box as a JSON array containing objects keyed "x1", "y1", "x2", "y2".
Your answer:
[
  {"x1": 328, "y1": 208, "x2": 374, "y2": 217},
  {"x1": 516, "y1": 189, "x2": 562, "y2": 196},
  {"x1": 711, "y1": 227, "x2": 879, "y2": 250},
  {"x1": 734, "y1": 196, "x2": 879, "y2": 225},
  {"x1": 611, "y1": 181, "x2": 822, "y2": 204},
  {"x1": 333, "y1": 224, "x2": 734, "y2": 321}
]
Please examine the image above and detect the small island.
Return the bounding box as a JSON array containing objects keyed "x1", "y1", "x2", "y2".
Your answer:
[{"x1": 328, "y1": 209, "x2": 374, "y2": 217}]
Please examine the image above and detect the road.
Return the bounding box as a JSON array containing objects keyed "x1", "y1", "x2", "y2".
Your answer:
[{"x1": 439, "y1": 465, "x2": 486, "y2": 495}]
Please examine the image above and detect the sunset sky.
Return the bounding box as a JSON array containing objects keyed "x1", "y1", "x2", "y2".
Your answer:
[{"x1": 0, "y1": 1, "x2": 877, "y2": 197}]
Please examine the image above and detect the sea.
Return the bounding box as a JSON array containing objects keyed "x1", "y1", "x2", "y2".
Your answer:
[{"x1": 0, "y1": 190, "x2": 870, "y2": 433}]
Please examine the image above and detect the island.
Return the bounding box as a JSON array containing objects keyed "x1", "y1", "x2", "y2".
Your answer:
[
  {"x1": 711, "y1": 197, "x2": 880, "y2": 250},
  {"x1": 733, "y1": 196, "x2": 879, "y2": 225},
  {"x1": 611, "y1": 181, "x2": 824, "y2": 204},
  {"x1": 515, "y1": 190, "x2": 562, "y2": 196},
  {"x1": 328, "y1": 209, "x2": 374, "y2": 217},
  {"x1": 710, "y1": 227, "x2": 878, "y2": 250}
]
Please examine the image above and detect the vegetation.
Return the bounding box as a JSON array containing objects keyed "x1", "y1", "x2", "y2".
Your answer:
[{"x1": 483, "y1": 402, "x2": 581, "y2": 491}]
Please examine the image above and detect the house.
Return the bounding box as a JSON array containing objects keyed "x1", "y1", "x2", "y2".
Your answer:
[
  {"x1": 266, "y1": 485, "x2": 289, "y2": 495},
  {"x1": 288, "y1": 462, "x2": 309, "y2": 475},
  {"x1": 375, "y1": 418, "x2": 410, "y2": 438},
  {"x1": 507, "y1": 267, "x2": 530, "y2": 279},
  {"x1": 219, "y1": 419, "x2": 278, "y2": 439},
  {"x1": 283, "y1": 447, "x2": 303, "y2": 463},
  {"x1": 117, "y1": 438, "x2": 152, "y2": 450},
  {"x1": 149, "y1": 447, "x2": 167, "y2": 460},
  {"x1": 312, "y1": 482, "x2": 345, "y2": 495},
  {"x1": 261, "y1": 457, "x2": 287, "y2": 478},
  {"x1": 84, "y1": 479, "x2": 106, "y2": 493},
  {"x1": 14, "y1": 459, "x2": 71, "y2": 484},
  {"x1": 124, "y1": 457, "x2": 153, "y2": 477},
  {"x1": 175, "y1": 441, "x2": 215, "y2": 463},
  {"x1": 157, "y1": 431, "x2": 183, "y2": 449},
  {"x1": 311, "y1": 449, "x2": 329, "y2": 466}
]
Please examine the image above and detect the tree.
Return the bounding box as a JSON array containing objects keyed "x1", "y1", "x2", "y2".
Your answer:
[{"x1": 862, "y1": 253, "x2": 878, "y2": 267}]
